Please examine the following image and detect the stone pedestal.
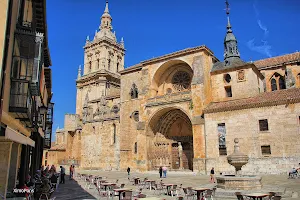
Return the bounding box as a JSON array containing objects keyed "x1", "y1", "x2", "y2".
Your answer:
[{"x1": 216, "y1": 175, "x2": 262, "y2": 190}]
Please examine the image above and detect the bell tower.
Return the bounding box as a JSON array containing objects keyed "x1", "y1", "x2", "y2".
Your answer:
[
  {"x1": 76, "y1": 0, "x2": 125, "y2": 117},
  {"x1": 81, "y1": 0, "x2": 125, "y2": 76}
]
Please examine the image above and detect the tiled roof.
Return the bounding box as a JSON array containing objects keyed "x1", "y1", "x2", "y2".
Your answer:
[
  {"x1": 49, "y1": 144, "x2": 66, "y2": 151},
  {"x1": 254, "y1": 52, "x2": 300, "y2": 69},
  {"x1": 203, "y1": 88, "x2": 300, "y2": 114}
]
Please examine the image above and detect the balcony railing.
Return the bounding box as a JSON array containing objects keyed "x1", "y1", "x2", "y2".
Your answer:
[
  {"x1": 44, "y1": 124, "x2": 52, "y2": 149},
  {"x1": 9, "y1": 79, "x2": 34, "y2": 128},
  {"x1": 46, "y1": 103, "x2": 54, "y2": 124},
  {"x1": 13, "y1": 27, "x2": 44, "y2": 96}
]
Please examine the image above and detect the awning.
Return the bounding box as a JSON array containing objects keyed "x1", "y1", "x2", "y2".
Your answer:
[{"x1": 5, "y1": 127, "x2": 35, "y2": 147}]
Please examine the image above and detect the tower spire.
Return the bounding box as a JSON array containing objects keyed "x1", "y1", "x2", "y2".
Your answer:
[
  {"x1": 224, "y1": 0, "x2": 240, "y2": 61},
  {"x1": 77, "y1": 65, "x2": 82, "y2": 79},
  {"x1": 104, "y1": 0, "x2": 109, "y2": 14},
  {"x1": 100, "y1": 0, "x2": 112, "y2": 31}
]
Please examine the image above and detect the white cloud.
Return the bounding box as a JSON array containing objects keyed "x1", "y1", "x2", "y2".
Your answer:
[{"x1": 247, "y1": 2, "x2": 272, "y2": 57}]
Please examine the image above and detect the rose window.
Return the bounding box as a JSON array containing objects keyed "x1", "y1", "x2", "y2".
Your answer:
[{"x1": 172, "y1": 71, "x2": 191, "y2": 91}]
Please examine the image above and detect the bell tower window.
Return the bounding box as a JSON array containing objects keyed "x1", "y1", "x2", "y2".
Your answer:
[{"x1": 108, "y1": 59, "x2": 111, "y2": 70}]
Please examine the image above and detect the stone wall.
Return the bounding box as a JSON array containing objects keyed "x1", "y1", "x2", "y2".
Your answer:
[
  {"x1": 0, "y1": 142, "x2": 12, "y2": 198},
  {"x1": 81, "y1": 120, "x2": 120, "y2": 170},
  {"x1": 205, "y1": 104, "x2": 300, "y2": 174},
  {"x1": 211, "y1": 67, "x2": 263, "y2": 102},
  {"x1": 7, "y1": 143, "x2": 20, "y2": 193}
]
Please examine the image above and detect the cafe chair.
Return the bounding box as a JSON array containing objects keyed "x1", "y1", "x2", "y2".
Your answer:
[
  {"x1": 203, "y1": 189, "x2": 214, "y2": 200},
  {"x1": 271, "y1": 196, "x2": 282, "y2": 200}
]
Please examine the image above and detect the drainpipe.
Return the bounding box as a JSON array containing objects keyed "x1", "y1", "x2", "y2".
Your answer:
[{"x1": 0, "y1": 0, "x2": 13, "y2": 122}]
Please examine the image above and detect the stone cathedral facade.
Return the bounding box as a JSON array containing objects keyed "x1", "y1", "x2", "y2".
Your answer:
[{"x1": 44, "y1": 1, "x2": 300, "y2": 174}]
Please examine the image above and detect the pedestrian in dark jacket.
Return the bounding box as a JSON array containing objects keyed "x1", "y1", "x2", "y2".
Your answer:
[{"x1": 159, "y1": 166, "x2": 163, "y2": 178}]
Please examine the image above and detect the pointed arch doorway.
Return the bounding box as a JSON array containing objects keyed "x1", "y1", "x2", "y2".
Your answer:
[{"x1": 147, "y1": 108, "x2": 194, "y2": 170}]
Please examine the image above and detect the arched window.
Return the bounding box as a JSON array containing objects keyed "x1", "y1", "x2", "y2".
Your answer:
[
  {"x1": 271, "y1": 78, "x2": 277, "y2": 91},
  {"x1": 130, "y1": 83, "x2": 138, "y2": 99},
  {"x1": 89, "y1": 61, "x2": 92, "y2": 72},
  {"x1": 134, "y1": 142, "x2": 137, "y2": 154},
  {"x1": 108, "y1": 59, "x2": 111, "y2": 70},
  {"x1": 279, "y1": 76, "x2": 286, "y2": 89},
  {"x1": 112, "y1": 124, "x2": 116, "y2": 144}
]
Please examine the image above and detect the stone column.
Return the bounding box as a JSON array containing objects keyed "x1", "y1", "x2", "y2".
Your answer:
[
  {"x1": 7, "y1": 143, "x2": 20, "y2": 192},
  {"x1": 0, "y1": 142, "x2": 12, "y2": 199},
  {"x1": 178, "y1": 142, "x2": 183, "y2": 169},
  {"x1": 19, "y1": 144, "x2": 28, "y2": 186}
]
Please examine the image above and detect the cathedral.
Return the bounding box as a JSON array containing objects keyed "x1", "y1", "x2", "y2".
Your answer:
[{"x1": 44, "y1": 1, "x2": 300, "y2": 175}]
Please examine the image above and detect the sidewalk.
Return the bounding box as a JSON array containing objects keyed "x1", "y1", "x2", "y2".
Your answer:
[{"x1": 52, "y1": 177, "x2": 96, "y2": 200}]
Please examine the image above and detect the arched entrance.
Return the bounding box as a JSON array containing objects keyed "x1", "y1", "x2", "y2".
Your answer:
[{"x1": 147, "y1": 108, "x2": 193, "y2": 170}]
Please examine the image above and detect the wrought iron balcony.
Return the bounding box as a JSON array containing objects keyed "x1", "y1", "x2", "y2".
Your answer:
[
  {"x1": 46, "y1": 103, "x2": 54, "y2": 124},
  {"x1": 9, "y1": 79, "x2": 34, "y2": 129},
  {"x1": 44, "y1": 123, "x2": 52, "y2": 149},
  {"x1": 12, "y1": 28, "x2": 44, "y2": 96}
]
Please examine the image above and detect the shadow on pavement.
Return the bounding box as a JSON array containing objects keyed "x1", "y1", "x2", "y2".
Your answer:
[{"x1": 52, "y1": 178, "x2": 96, "y2": 200}]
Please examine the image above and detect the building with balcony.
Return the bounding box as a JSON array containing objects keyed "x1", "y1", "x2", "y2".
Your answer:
[{"x1": 0, "y1": 0, "x2": 53, "y2": 198}]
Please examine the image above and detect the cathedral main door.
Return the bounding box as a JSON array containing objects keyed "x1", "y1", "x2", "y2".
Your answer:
[{"x1": 147, "y1": 109, "x2": 194, "y2": 171}]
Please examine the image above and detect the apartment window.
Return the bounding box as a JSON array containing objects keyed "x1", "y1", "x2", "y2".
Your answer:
[
  {"x1": 259, "y1": 119, "x2": 269, "y2": 131},
  {"x1": 225, "y1": 86, "x2": 232, "y2": 97},
  {"x1": 261, "y1": 145, "x2": 271, "y2": 155},
  {"x1": 134, "y1": 142, "x2": 137, "y2": 154},
  {"x1": 218, "y1": 123, "x2": 227, "y2": 155}
]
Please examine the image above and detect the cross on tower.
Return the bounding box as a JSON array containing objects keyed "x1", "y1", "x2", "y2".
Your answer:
[{"x1": 225, "y1": 0, "x2": 230, "y2": 15}]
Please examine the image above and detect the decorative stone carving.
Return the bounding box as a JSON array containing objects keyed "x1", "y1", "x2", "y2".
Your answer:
[
  {"x1": 111, "y1": 105, "x2": 120, "y2": 114},
  {"x1": 172, "y1": 71, "x2": 191, "y2": 91},
  {"x1": 83, "y1": 93, "x2": 89, "y2": 108},
  {"x1": 286, "y1": 68, "x2": 296, "y2": 88},
  {"x1": 237, "y1": 70, "x2": 245, "y2": 81},
  {"x1": 227, "y1": 138, "x2": 249, "y2": 173},
  {"x1": 93, "y1": 96, "x2": 111, "y2": 119}
]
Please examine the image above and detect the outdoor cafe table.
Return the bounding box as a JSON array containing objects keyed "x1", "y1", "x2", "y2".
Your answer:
[
  {"x1": 163, "y1": 183, "x2": 175, "y2": 196},
  {"x1": 192, "y1": 188, "x2": 209, "y2": 200},
  {"x1": 101, "y1": 182, "x2": 116, "y2": 190},
  {"x1": 113, "y1": 188, "x2": 132, "y2": 200},
  {"x1": 145, "y1": 180, "x2": 155, "y2": 191},
  {"x1": 133, "y1": 177, "x2": 140, "y2": 185},
  {"x1": 244, "y1": 193, "x2": 269, "y2": 200}
]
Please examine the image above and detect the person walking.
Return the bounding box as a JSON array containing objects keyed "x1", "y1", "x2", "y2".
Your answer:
[
  {"x1": 210, "y1": 167, "x2": 215, "y2": 183},
  {"x1": 162, "y1": 166, "x2": 167, "y2": 178},
  {"x1": 69, "y1": 165, "x2": 74, "y2": 180},
  {"x1": 127, "y1": 167, "x2": 131, "y2": 175},
  {"x1": 159, "y1": 166, "x2": 163, "y2": 178},
  {"x1": 60, "y1": 166, "x2": 65, "y2": 184}
]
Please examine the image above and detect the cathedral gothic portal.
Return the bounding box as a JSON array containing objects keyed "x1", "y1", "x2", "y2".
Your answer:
[{"x1": 45, "y1": 1, "x2": 300, "y2": 174}]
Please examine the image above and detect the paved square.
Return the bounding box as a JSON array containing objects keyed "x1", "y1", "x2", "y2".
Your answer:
[{"x1": 52, "y1": 171, "x2": 300, "y2": 200}]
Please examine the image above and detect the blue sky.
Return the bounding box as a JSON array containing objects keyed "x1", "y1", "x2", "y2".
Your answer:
[{"x1": 47, "y1": 0, "x2": 300, "y2": 140}]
